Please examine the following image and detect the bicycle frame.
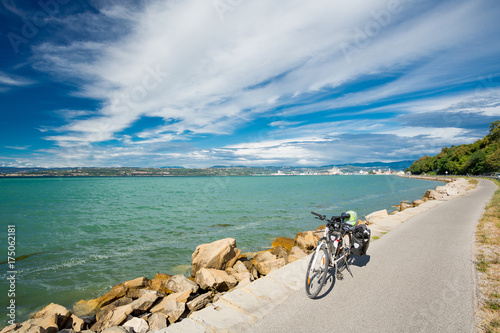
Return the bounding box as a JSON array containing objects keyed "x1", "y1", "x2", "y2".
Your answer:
[{"x1": 316, "y1": 224, "x2": 352, "y2": 275}]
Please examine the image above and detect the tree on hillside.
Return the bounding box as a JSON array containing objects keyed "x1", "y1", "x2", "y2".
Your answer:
[
  {"x1": 464, "y1": 150, "x2": 487, "y2": 174},
  {"x1": 407, "y1": 121, "x2": 500, "y2": 175},
  {"x1": 487, "y1": 120, "x2": 500, "y2": 142},
  {"x1": 486, "y1": 147, "x2": 500, "y2": 172}
]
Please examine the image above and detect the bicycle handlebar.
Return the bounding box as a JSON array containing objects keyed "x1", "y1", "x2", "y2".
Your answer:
[
  {"x1": 311, "y1": 211, "x2": 353, "y2": 231},
  {"x1": 311, "y1": 211, "x2": 326, "y2": 219}
]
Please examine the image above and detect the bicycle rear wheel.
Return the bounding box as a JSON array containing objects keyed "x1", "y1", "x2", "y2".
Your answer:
[{"x1": 305, "y1": 244, "x2": 329, "y2": 299}]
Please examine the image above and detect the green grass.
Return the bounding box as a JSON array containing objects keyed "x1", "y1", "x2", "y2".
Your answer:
[
  {"x1": 469, "y1": 178, "x2": 480, "y2": 186},
  {"x1": 478, "y1": 259, "x2": 491, "y2": 272},
  {"x1": 476, "y1": 179, "x2": 500, "y2": 332},
  {"x1": 372, "y1": 236, "x2": 380, "y2": 240},
  {"x1": 487, "y1": 302, "x2": 500, "y2": 311}
]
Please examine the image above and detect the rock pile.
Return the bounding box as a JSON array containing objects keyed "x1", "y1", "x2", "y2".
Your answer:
[
  {"x1": 1, "y1": 235, "x2": 311, "y2": 333},
  {"x1": 396, "y1": 177, "x2": 472, "y2": 212}
]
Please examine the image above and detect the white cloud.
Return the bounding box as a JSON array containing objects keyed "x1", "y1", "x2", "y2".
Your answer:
[
  {"x1": 5, "y1": 145, "x2": 31, "y2": 150},
  {"x1": 22, "y1": 0, "x2": 500, "y2": 166},
  {"x1": 0, "y1": 71, "x2": 34, "y2": 90},
  {"x1": 269, "y1": 121, "x2": 304, "y2": 128}
]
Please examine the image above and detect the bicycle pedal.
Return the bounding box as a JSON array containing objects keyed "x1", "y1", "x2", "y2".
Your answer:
[{"x1": 336, "y1": 273, "x2": 344, "y2": 280}]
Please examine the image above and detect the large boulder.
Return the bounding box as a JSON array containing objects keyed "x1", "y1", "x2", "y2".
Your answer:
[
  {"x1": 64, "y1": 314, "x2": 85, "y2": 332},
  {"x1": 90, "y1": 304, "x2": 134, "y2": 332},
  {"x1": 295, "y1": 231, "x2": 318, "y2": 251},
  {"x1": 150, "y1": 290, "x2": 191, "y2": 313},
  {"x1": 73, "y1": 277, "x2": 149, "y2": 317},
  {"x1": 399, "y1": 201, "x2": 413, "y2": 211},
  {"x1": 232, "y1": 261, "x2": 249, "y2": 274},
  {"x1": 151, "y1": 299, "x2": 185, "y2": 325},
  {"x1": 31, "y1": 303, "x2": 71, "y2": 330},
  {"x1": 271, "y1": 237, "x2": 296, "y2": 252},
  {"x1": 0, "y1": 325, "x2": 20, "y2": 333},
  {"x1": 148, "y1": 279, "x2": 170, "y2": 295},
  {"x1": 26, "y1": 315, "x2": 58, "y2": 333},
  {"x1": 101, "y1": 327, "x2": 132, "y2": 333},
  {"x1": 130, "y1": 291, "x2": 158, "y2": 314},
  {"x1": 195, "y1": 268, "x2": 238, "y2": 291},
  {"x1": 95, "y1": 298, "x2": 133, "y2": 323},
  {"x1": 187, "y1": 292, "x2": 213, "y2": 311},
  {"x1": 147, "y1": 313, "x2": 168, "y2": 331},
  {"x1": 288, "y1": 246, "x2": 307, "y2": 263},
  {"x1": 270, "y1": 246, "x2": 289, "y2": 262},
  {"x1": 365, "y1": 209, "x2": 388, "y2": 224},
  {"x1": 148, "y1": 273, "x2": 172, "y2": 295},
  {"x1": 250, "y1": 251, "x2": 286, "y2": 276},
  {"x1": 7, "y1": 323, "x2": 47, "y2": 333},
  {"x1": 413, "y1": 199, "x2": 425, "y2": 206},
  {"x1": 165, "y1": 274, "x2": 199, "y2": 294},
  {"x1": 123, "y1": 277, "x2": 149, "y2": 290},
  {"x1": 231, "y1": 271, "x2": 253, "y2": 283},
  {"x1": 191, "y1": 238, "x2": 241, "y2": 277},
  {"x1": 154, "y1": 273, "x2": 172, "y2": 280},
  {"x1": 424, "y1": 189, "x2": 445, "y2": 200},
  {"x1": 122, "y1": 317, "x2": 148, "y2": 333},
  {"x1": 73, "y1": 299, "x2": 100, "y2": 318},
  {"x1": 16, "y1": 303, "x2": 72, "y2": 333},
  {"x1": 240, "y1": 260, "x2": 259, "y2": 278}
]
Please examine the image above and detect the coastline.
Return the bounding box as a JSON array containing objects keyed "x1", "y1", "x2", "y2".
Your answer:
[{"x1": 1, "y1": 176, "x2": 473, "y2": 333}]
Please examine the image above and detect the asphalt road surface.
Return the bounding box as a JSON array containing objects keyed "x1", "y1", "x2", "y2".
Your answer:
[{"x1": 246, "y1": 179, "x2": 497, "y2": 333}]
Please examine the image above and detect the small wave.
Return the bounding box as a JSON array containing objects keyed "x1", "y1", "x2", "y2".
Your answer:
[{"x1": 210, "y1": 223, "x2": 233, "y2": 228}]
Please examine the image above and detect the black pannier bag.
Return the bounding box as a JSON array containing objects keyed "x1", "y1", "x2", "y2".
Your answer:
[{"x1": 350, "y1": 224, "x2": 371, "y2": 256}]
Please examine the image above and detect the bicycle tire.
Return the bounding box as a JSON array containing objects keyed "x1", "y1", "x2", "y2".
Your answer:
[{"x1": 305, "y1": 244, "x2": 329, "y2": 299}]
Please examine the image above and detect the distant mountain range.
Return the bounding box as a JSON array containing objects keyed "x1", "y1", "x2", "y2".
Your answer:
[
  {"x1": 328, "y1": 160, "x2": 414, "y2": 169},
  {"x1": 0, "y1": 160, "x2": 413, "y2": 175},
  {"x1": 0, "y1": 167, "x2": 51, "y2": 173}
]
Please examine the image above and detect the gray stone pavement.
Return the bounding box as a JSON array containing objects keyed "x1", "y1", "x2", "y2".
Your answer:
[{"x1": 162, "y1": 180, "x2": 494, "y2": 333}]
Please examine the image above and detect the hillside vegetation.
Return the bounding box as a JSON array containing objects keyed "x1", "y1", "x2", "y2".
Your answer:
[{"x1": 407, "y1": 121, "x2": 500, "y2": 175}]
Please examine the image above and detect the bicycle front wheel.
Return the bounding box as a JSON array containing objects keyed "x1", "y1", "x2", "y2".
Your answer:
[{"x1": 305, "y1": 244, "x2": 329, "y2": 299}]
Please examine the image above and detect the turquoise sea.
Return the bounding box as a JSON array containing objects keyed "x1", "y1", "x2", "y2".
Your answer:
[{"x1": 0, "y1": 175, "x2": 443, "y2": 324}]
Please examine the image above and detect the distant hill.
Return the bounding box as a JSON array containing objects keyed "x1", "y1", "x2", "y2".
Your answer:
[
  {"x1": 0, "y1": 167, "x2": 49, "y2": 173},
  {"x1": 329, "y1": 161, "x2": 414, "y2": 170},
  {"x1": 407, "y1": 121, "x2": 500, "y2": 175},
  {"x1": 0, "y1": 161, "x2": 414, "y2": 175}
]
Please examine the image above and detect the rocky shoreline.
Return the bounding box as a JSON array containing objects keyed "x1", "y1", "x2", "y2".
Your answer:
[{"x1": 1, "y1": 177, "x2": 474, "y2": 333}]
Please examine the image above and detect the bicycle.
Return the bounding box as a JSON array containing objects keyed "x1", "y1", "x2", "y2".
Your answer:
[{"x1": 305, "y1": 211, "x2": 357, "y2": 299}]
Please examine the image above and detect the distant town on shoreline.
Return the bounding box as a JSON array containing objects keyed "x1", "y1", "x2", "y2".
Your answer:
[{"x1": 0, "y1": 161, "x2": 412, "y2": 178}]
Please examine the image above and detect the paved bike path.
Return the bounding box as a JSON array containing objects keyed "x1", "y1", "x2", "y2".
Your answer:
[{"x1": 245, "y1": 179, "x2": 497, "y2": 333}]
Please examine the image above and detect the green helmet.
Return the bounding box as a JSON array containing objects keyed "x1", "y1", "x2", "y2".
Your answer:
[{"x1": 345, "y1": 210, "x2": 358, "y2": 226}]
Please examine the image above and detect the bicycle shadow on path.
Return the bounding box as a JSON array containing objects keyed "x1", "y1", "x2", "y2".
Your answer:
[
  {"x1": 350, "y1": 254, "x2": 371, "y2": 267},
  {"x1": 313, "y1": 255, "x2": 371, "y2": 300}
]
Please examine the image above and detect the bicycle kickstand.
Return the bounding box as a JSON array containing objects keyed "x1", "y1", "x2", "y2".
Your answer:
[{"x1": 344, "y1": 256, "x2": 353, "y2": 278}]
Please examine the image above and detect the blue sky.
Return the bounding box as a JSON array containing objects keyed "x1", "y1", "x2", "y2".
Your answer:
[{"x1": 1, "y1": 0, "x2": 499, "y2": 168}]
